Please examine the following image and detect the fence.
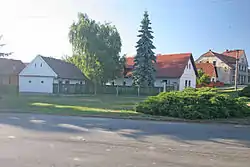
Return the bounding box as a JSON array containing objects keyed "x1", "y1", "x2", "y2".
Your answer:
[{"x1": 53, "y1": 84, "x2": 175, "y2": 96}]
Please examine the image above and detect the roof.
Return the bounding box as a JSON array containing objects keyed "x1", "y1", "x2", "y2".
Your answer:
[
  {"x1": 41, "y1": 56, "x2": 86, "y2": 80},
  {"x1": 199, "y1": 50, "x2": 236, "y2": 68},
  {"x1": 125, "y1": 53, "x2": 198, "y2": 78},
  {"x1": 0, "y1": 58, "x2": 25, "y2": 75},
  {"x1": 196, "y1": 63, "x2": 218, "y2": 78},
  {"x1": 222, "y1": 49, "x2": 244, "y2": 58}
]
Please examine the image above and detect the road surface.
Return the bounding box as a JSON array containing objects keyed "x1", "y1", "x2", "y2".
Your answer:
[{"x1": 0, "y1": 113, "x2": 249, "y2": 167}]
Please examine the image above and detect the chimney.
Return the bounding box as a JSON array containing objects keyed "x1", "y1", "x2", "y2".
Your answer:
[{"x1": 209, "y1": 49, "x2": 211, "y2": 51}]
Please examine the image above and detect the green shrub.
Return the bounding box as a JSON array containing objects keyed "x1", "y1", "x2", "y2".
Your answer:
[
  {"x1": 136, "y1": 88, "x2": 250, "y2": 119},
  {"x1": 239, "y1": 85, "x2": 250, "y2": 97}
]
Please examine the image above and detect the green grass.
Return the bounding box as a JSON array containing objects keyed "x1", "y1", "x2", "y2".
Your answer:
[{"x1": 0, "y1": 94, "x2": 147, "y2": 117}]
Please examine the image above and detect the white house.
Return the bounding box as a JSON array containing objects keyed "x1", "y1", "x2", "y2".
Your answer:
[
  {"x1": 19, "y1": 55, "x2": 86, "y2": 93},
  {"x1": 113, "y1": 53, "x2": 198, "y2": 91}
]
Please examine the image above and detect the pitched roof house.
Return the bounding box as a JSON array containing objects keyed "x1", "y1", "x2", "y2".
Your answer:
[
  {"x1": 0, "y1": 58, "x2": 25, "y2": 85},
  {"x1": 19, "y1": 55, "x2": 86, "y2": 93},
  {"x1": 196, "y1": 63, "x2": 218, "y2": 82},
  {"x1": 196, "y1": 49, "x2": 248, "y2": 84},
  {"x1": 114, "y1": 53, "x2": 198, "y2": 90}
]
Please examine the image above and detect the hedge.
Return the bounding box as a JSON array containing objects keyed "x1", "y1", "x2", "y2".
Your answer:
[{"x1": 136, "y1": 88, "x2": 250, "y2": 119}]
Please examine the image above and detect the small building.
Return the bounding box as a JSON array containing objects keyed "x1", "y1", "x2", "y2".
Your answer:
[
  {"x1": 114, "y1": 53, "x2": 198, "y2": 91},
  {"x1": 0, "y1": 58, "x2": 25, "y2": 85},
  {"x1": 196, "y1": 63, "x2": 218, "y2": 82},
  {"x1": 19, "y1": 55, "x2": 86, "y2": 93}
]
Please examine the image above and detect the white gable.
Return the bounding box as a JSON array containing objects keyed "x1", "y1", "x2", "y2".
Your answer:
[
  {"x1": 179, "y1": 58, "x2": 196, "y2": 90},
  {"x1": 19, "y1": 55, "x2": 57, "y2": 77}
]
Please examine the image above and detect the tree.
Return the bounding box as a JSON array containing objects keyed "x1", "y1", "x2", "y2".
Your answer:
[
  {"x1": 197, "y1": 69, "x2": 210, "y2": 85},
  {"x1": 133, "y1": 11, "x2": 156, "y2": 87},
  {"x1": 68, "y1": 13, "x2": 123, "y2": 87},
  {"x1": 0, "y1": 35, "x2": 12, "y2": 57}
]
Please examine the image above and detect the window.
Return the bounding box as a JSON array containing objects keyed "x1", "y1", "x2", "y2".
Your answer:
[
  {"x1": 185, "y1": 80, "x2": 188, "y2": 88},
  {"x1": 189, "y1": 64, "x2": 191, "y2": 69},
  {"x1": 40, "y1": 63, "x2": 43, "y2": 67},
  {"x1": 123, "y1": 81, "x2": 126, "y2": 86},
  {"x1": 41, "y1": 81, "x2": 44, "y2": 84},
  {"x1": 212, "y1": 78, "x2": 215, "y2": 82},
  {"x1": 29, "y1": 80, "x2": 31, "y2": 83},
  {"x1": 213, "y1": 60, "x2": 216, "y2": 66},
  {"x1": 188, "y1": 80, "x2": 191, "y2": 87},
  {"x1": 65, "y1": 80, "x2": 70, "y2": 84},
  {"x1": 35, "y1": 63, "x2": 36, "y2": 67},
  {"x1": 80, "y1": 81, "x2": 83, "y2": 85}
]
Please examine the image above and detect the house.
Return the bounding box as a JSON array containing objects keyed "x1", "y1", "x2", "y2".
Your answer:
[
  {"x1": 196, "y1": 49, "x2": 248, "y2": 84},
  {"x1": 196, "y1": 63, "x2": 218, "y2": 82},
  {"x1": 0, "y1": 58, "x2": 25, "y2": 85},
  {"x1": 114, "y1": 53, "x2": 198, "y2": 91},
  {"x1": 19, "y1": 55, "x2": 86, "y2": 93}
]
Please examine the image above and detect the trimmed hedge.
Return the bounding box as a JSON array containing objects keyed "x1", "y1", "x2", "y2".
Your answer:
[{"x1": 136, "y1": 88, "x2": 250, "y2": 119}]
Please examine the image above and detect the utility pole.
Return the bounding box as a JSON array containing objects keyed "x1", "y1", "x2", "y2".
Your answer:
[{"x1": 235, "y1": 50, "x2": 239, "y2": 91}]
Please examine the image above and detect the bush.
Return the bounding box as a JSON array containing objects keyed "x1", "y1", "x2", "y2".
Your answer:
[
  {"x1": 239, "y1": 85, "x2": 250, "y2": 97},
  {"x1": 136, "y1": 88, "x2": 250, "y2": 120}
]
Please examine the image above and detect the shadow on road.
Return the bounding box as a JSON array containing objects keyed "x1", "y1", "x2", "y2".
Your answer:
[{"x1": 0, "y1": 113, "x2": 250, "y2": 148}]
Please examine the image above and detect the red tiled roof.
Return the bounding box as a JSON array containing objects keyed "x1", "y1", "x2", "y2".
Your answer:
[
  {"x1": 196, "y1": 63, "x2": 217, "y2": 78},
  {"x1": 222, "y1": 49, "x2": 244, "y2": 58},
  {"x1": 125, "y1": 53, "x2": 197, "y2": 78}
]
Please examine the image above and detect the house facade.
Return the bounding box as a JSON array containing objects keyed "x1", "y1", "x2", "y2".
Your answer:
[
  {"x1": 113, "y1": 53, "x2": 198, "y2": 91},
  {"x1": 196, "y1": 49, "x2": 248, "y2": 84},
  {"x1": 0, "y1": 58, "x2": 25, "y2": 85},
  {"x1": 19, "y1": 55, "x2": 86, "y2": 93}
]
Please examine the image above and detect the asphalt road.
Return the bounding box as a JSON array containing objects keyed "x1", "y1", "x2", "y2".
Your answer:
[{"x1": 0, "y1": 113, "x2": 250, "y2": 167}]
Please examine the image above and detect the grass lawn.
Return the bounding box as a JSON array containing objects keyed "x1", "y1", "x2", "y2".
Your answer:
[
  {"x1": 0, "y1": 92, "x2": 249, "y2": 124},
  {"x1": 0, "y1": 94, "x2": 148, "y2": 117}
]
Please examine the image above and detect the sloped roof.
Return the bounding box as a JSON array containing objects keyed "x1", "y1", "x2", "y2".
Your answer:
[
  {"x1": 0, "y1": 58, "x2": 25, "y2": 75},
  {"x1": 222, "y1": 49, "x2": 244, "y2": 58},
  {"x1": 199, "y1": 50, "x2": 236, "y2": 68},
  {"x1": 125, "y1": 53, "x2": 198, "y2": 78},
  {"x1": 41, "y1": 56, "x2": 86, "y2": 80},
  {"x1": 196, "y1": 63, "x2": 218, "y2": 78}
]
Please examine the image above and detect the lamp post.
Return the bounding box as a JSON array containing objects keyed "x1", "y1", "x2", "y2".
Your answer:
[{"x1": 235, "y1": 50, "x2": 239, "y2": 91}]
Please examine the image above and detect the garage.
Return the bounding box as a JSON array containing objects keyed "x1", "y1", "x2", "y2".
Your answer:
[{"x1": 19, "y1": 76, "x2": 54, "y2": 93}]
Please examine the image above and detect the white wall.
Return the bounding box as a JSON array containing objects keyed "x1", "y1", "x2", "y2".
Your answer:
[
  {"x1": 19, "y1": 56, "x2": 57, "y2": 77},
  {"x1": 19, "y1": 76, "x2": 54, "y2": 93},
  {"x1": 113, "y1": 78, "x2": 133, "y2": 86},
  {"x1": 154, "y1": 78, "x2": 179, "y2": 87},
  {"x1": 53, "y1": 79, "x2": 85, "y2": 84},
  {"x1": 179, "y1": 59, "x2": 196, "y2": 90}
]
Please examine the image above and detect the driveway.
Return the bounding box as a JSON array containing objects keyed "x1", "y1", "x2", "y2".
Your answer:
[{"x1": 0, "y1": 113, "x2": 249, "y2": 167}]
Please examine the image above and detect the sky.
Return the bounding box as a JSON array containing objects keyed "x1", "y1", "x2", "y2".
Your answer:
[{"x1": 0, "y1": 0, "x2": 250, "y2": 63}]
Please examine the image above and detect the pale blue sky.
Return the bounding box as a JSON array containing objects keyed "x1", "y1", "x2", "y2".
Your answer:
[{"x1": 0, "y1": 0, "x2": 250, "y2": 62}]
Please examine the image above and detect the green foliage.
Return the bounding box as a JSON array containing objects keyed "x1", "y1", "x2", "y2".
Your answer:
[
  {"x1": 239, "y1": 85, "x2": 250, "y2": 97},
  {"x1": 136, "y1": 88, "x2": 250, "y2": 119},
  {"x1": 197, "y1": 69, "x2": 210, "y2": 85},
  {"x1": 133, "y1": 11, "x2": 156, "y2": 87},
  {"x1": 68, "y1": 13, "x2": 123, "y2": 85},
  {"x1": 0, "y1": 35, "x2": 12, "y2": 57}
]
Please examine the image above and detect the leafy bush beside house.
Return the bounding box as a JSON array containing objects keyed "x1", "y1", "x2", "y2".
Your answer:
[{"x1": 136, "y1": 88, "x2": 250, "y2": 120}]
